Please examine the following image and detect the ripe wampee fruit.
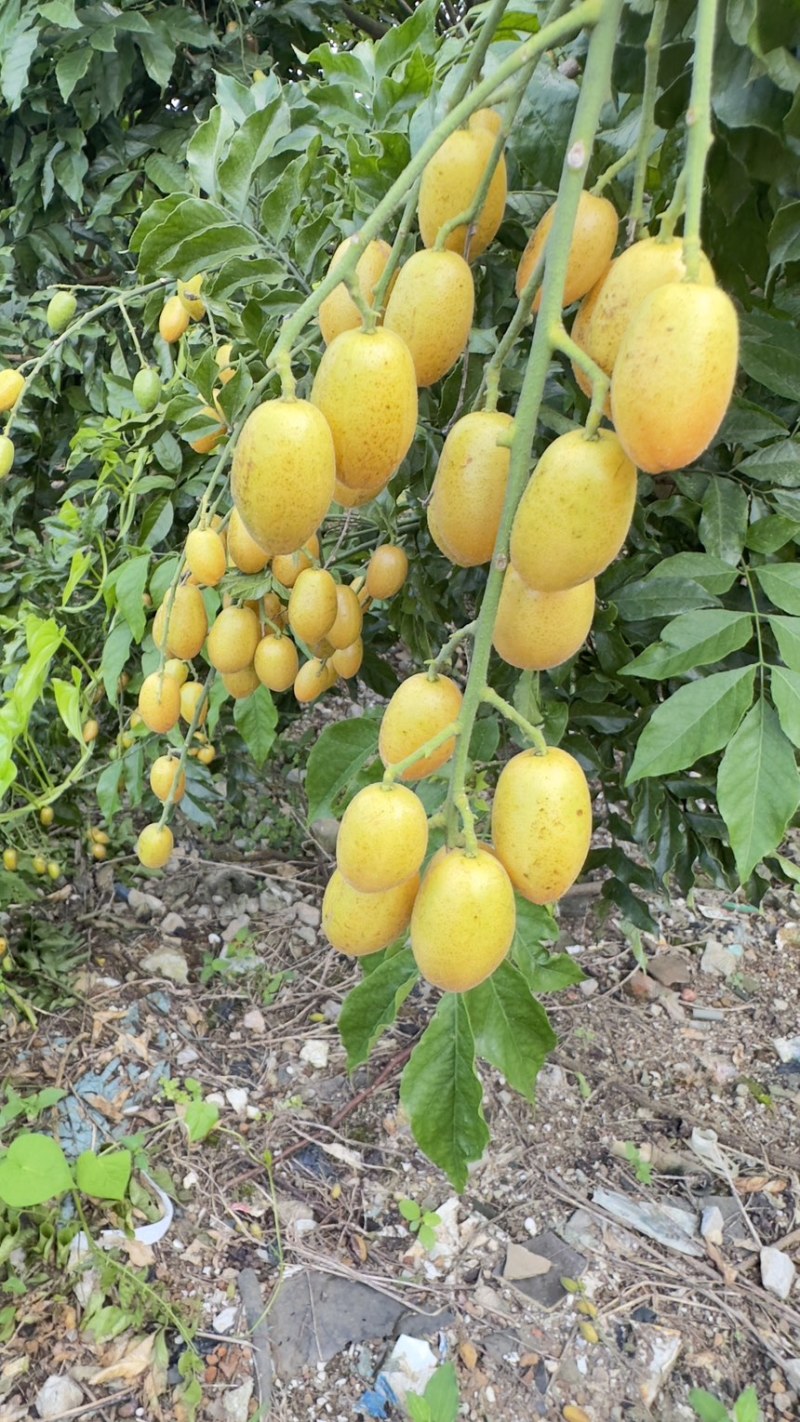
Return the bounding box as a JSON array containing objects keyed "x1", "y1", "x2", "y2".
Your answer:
[
  {"x1": 152, "y1": 583, "x2": 208, "y2": 660},
  {"x1": 254, "y1": 634, "x2": 299, "y2": 693},
  {"x1": 332, "y1": 638, "x2": 363, "y2": 679},
  {"x1": 185, "y1": 528, "x2": 226, "y2": 586},
  {"x1": 0, "y1": 436, "x2": 14, "y2": 480},
  {"x1": 231, "y1": 397, "x2": 335, "y2": 555},
  {"x1": 288, "y1": 568, "x2": 339, "y2": 646},
  {"x1": 379, "y1": 673, "x2": 462, "y2": 781},
  {"x1": 150, "y1": 756, "x2": 186, "y2": 804},
  {"x1": 427, "y1": 410, "x2": 513, "y2": 567},
  {"x1": 138, "y1": 672, "x2": 181, "y2": 733},
  {"x1": 383, "y1": 249, "x2": 474, "y2": 388},
  {"x1": 411, "y1": 846, "x2": 515, "y2": 991},
  {"x1": 418, "y1": 113, "x2": 507, "y2": 260},
  {"x1": 207, "y1": 605, "x2": 261, "y2": 674},
  {"x1": 366, "y1": 544, "x2": 408, "y2": 600},
  {"x1": 137, "y1": 823, "x2": 174, "y2": 869},
  {"x1": 493, "y1": 568, "x2": 595, "y2": 671},
  {"x1": 319, "y1": 236, "x2": 393, "y2": 345},
  {"x1": 516, "y1": 191, "x2": 617, "y2": 311},
  {"x1": 294, "y1": 657, "x2": 337, "y2": 703},
  {"x1": 337, "y1": 783, "x2": 428, "y2": 893},
  {"x1": 310, "y1": 328, "x2": 417, "y2": 494},
  {"x1": 227, "y1": 508, "x2": 270, "y2": 573},
  {"x1": 323, "y1": 869, "x2": 419, "y2": 956},
  {"x1": 272, "y1": 534, "x2": 320, "y2": 589},
  {"x1": 492, "y1": 748, "x2": 591, "y2": 904},
  {"x1": 158, "y1": 294, "x2": 190, "y2": 343},
  {"x1": 0, "y1": 369, "x2": 24, "y2": 411},
  {"x1": 327, "y1": 584, "x2": 363, "y2": 650}
]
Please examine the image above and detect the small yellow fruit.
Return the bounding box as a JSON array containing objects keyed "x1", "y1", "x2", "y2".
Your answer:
[
  {"x1": 177, "y1": 275, "x2": 205, "y2": 319},
  {"x1": 152, "y1": 584, "x2": 208, "y2": 660},
  {"x1": 227, "y1": 507, "x2": 271, "y2": 574},
  {"x1": 185, "y1": 528, "x2": 227, "y2": 586},
  {"x1": 310, "y1": 328, "x2": 417, "y2": 494},
  {"x1": 90, "y1": 827, "x2": 111, "y2": 845},
  {"x1": 331, "y1": 638, "x2": 363, "y2": 679},
  {"x1": 418, "y1": 126, "x2": 507, "y2": 260},
  {"x1": 384, "y1": 250, "x2": 475, "y2": 388},
  {"x1": 164, "y1": 658, "x2": 189, "y2": 685},
  {"x1": 492, "y1": 748, "x2": 592, "y2": 904},
  {"x1": 232, "y1": 398, "x2": 335, "y2": 555},
  {"x1": 288, "y1": 568, "x2": 339, "y2": 646},
  {"x1": 411, "y1": 846, "x2": 515, "y2": 991},
  {"x1": 271, "y1": 534, "x2": 320, "y2": 590},
  {"x1": 33, "y1": 854, "x2": 47, "y2": 875},
  {"x1": 0, "y1": 436, "x2": 14, "y2": 480},
  {"x1": 469, "y1": 107, "x2": 503, "y2": 136},
  {"x1": 3, "y1": 848, "x2": 19, "y2": 872},
  {"x1": 40, "y1": 806, "x2": 54, "y2": 827},
  {"x1": 254, "y1": 634, "x2": 299, "y2": 693},
  {"x1": 92, "y1": 843, "x2": 108, "y2": 861},
  {"x1": 427, "y1": 411, "x2": 513, "y2": 567},
  {"x1": 179, "y1": 680, "x2": 208, "y2": 725},
  {"x1": 327, "y1": 584, "x2": 363, "y2": 650},
  {"x1": 158, "y1": 294, "x2": 190, "y2": 343},
  {"x1": 215, "y1": 342, "x2": 235, "y2": 384},
  {"x1": 190, "y1": 405, "x2": 226, "y2": 455},
  {"x1": 262, "y1": 591, "x2": 286, "y2": 625},
  {"x1": 366, "y1": 545, "x2": 408, "y2": 600},
  {"x1": 82, "y1": 718, "x2": 99, "y2": 743},
  {"x1": 47, "y1": 861, "x2": 60, "y2": 881},
  {"x1": 493, "y1": 569, "x2": 595, "y2": 671},
  {"x1": 319, "y1": 236, "x2": 394, "y2": 346},
  {"x1": 207, "y1": 605, "x2": 261, "y2": 674},
  {"x1": 517, "y1": 191, "x2": 618, "y2": 311},
  {"x1": 136, "y1": 823, "x2": 174, "y2": 869},
  {"x1": 0, "y1": 369, "x2": 24, "y2": 411},
  {"x1": 379, "y1": 673, "x2": 462, "y2": 781},
  {"x1": 197, "y1": 744, "x2": 216, "y2": 765},
  {"x1": 150, "y1": 755, "x2": 186, "y2": 804},
  {"x1": 294, "y1": 657, "x2": 337, "y2": 703},
  {"x1": 222, "y1": 663, "x2": 260, "y2": 699},
  {"x1": 337, "y1": 783, "x2": 428, "y2": 893},
  {"x1": 322, "y1": 869, "x2": 420, "y2": 956},
  {"x1": 138, "y1": 672, "x2": 181, "y2": 733}
]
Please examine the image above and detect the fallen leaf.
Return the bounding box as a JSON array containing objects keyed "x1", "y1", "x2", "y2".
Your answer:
[
  {"x1": 91, "y1": 1333, "x2": 155, "y2": 1384},
  {"x1": 120, "y1": 1239, "x2": 155, "y2": 1268},
  {"x1": 459, "y1": 1341, "x2": 478, "y2": 1370},
  {"x1": 705, "y1": 1241, "x2": 737, "y2": 1286}
]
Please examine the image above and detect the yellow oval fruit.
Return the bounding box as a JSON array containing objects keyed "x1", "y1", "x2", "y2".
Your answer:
[
  {"x1": 222, "y1": 663, "x2": 260, "y2": 699},
  {"x1": 3, "y1": 847, "x2": 19, "y2": 871},
  {"x1": 185, "y1": 528, "x2": 227, "y2": 586},
  {"x1": 164, "y1": 658, "x2": 189, "y2": 685},
  {"x1": 366, "y1": 544, "x2": 408, "y2": 600},
  {"x1": 177, "y1": 275, "x2": 205, "y2": 319},
  {"x1": 198, "y1": 744, "x2": 216, "y2": 765},
  {"x1": 411, "y1": 846, "x2": 515, "y2": 991},
  {"x1": 33, "y1": 854, "x2": 47, "y2": 875},
  {"x1": 150, "y1": 755, "x2": 186, "y2": 804},
  {"x1": 337, "y1": 783, "x2": 428, "y2": 893},
  {"x1": 271, "y1": 534, "x2": 320, "y2": 590},
  {"x1": 158, "y1": 294, "x2": 190, "y2": 343},
  {"x1": 0, "y1": 369, "x2": 24, "y2": 411},
  {"x1": 152, "y1": 584, "x2": 208, "y2": 661},
  {"x1": 379, "y1": 673, "x2": 462, "y2": 781},
  {"x1": 215, "y1": 342, "x2": 235, "y2": 385},
  {"x1": 322, "y1": 869, "x2": 419, "y2": 956},
  {"x1": 138, "y1": 672, "x2": 181, "y2": 733},
  {"x1": 227, "y1": 508, "x2": 270, "y2": 573},
  {"x1": 92, "y1": 843, "x2": 107, "y2": 861},
  {"x1": 469, "y1": 107, "x2": 503, "y2": 137},
  {"x1": 319, "y1": 236, "x2": 393, "y2": 345},
  {"x1": 0, "y1": 436, "x2": 15, "y2": 479},
  {"x1": 190, "y1": 405, "x2": 226, "y2": 455},
  {"x1": 232, "y1": 398, "x2": 335, "y2": 554},
  {"x1": 47, "y1": 861, "x2": 60, "y2": 880},
  {"x1": 492, "y1": 748, "x2": 592, "y2": 904},
  {"x1": 493, "y1": 568, "x2": 595, "y2": 670},
  {"x1": 327, "y1": 584, "x2": 363, "y2": 650},
  {"x1": 332, "y1": 637, "x2": 363, "y2": 679},
  {"x1": 207, "y1": 605, "x2": 261, "y2": 673},
  {"x1": 384, "y1": 250, "x2": 475, "y2": 388},
  {"x1": 611, "y1": 284, "x2": 739, "y2": 474},
  {"x1": 287, "y1": 568, "x2": 338, "y2": 646},
  {"x1": 427, "y1": 410, "x2": 513, "y2": 567},
  {"x1": 310, "y1": 328, "x2": 417, "y2": 494},
  {"x1": 510, "y1": 429, "x2": 636, "y2": 592},
  {"x1": 82, "y1": 718, "x2": 99, "y2": 743},
  {"x1": 254, "y1": 633, "x2": 299, "y2": 692},
  {"x1": 418, "y1": 127, "x2": 507, "y2": 260},
  {"x1": 294, "y1": 657, "x2": 337, "y2": 703},
  {"x1": 516, "y1": 192, "x2": 618, "y2": 311},
  {"x1": 334, "y1": 478, "x2": 376, "y2": 508},
  {"x1": 137, "y1": 823, "x2": 174, "y2": 869},
  {"x1": 576, "y1": 237, "x2": 716, "y2": 380},
  {"x1": 40, "y1": 806, "x2": 54, "y2": 827},
  {"x1": 180, "y1": 681, "x2": 208, "y2": 724}
]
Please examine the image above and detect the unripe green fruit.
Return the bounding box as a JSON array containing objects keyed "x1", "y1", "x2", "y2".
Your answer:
[
  {"x1": 133, "y1": 366, "x2": 162, "y2": 412},
  {"x1": 46, "y1": 291, "x2": 77, "y2": 333}
]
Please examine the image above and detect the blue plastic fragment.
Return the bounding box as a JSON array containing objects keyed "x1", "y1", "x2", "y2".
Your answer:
[
  {"x1": 114, "y1": 882, "x2": 130, "y2": 902},
  {"x1": 356, "y1": 1374, "x2": 398, "y2": 1418}
]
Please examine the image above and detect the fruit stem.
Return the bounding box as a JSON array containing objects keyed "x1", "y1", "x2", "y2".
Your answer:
[
  {"x1": 550, "y1": 325, "x2": 610, "y2": 438},
  {"x1": 482, "y1": 245, "x2": 545, "y2": 411},
  {"x1": 267, "y1": 0, "x2": 603, "y2": 383},
  {"x1": 443, "y1": 0, "x2": 624, "y2": 843},
  {"x1": 158, "y1": 670, "x2": 216, "y2": 828},
  {"x1": 481, "y1": 686, "x2": 547, "y2": 755},
  {"x1": 342, "y1": 271, "x2": 379, "y2": 334},
  {"x1": 373, "y1": 181, "x2": 419, "y2": 315},
  {"x1": 454, "y1": 791, "x2": 479, "y2": 856},
  {"x1": 628, "y1": 0, "x2": 669, "y2": 238},
  {"x1": 682, "y1": 0, "x2": 719, "y2": 282},
  {"x1": 382, "y1": 719, "x2": 462, "y2": 785},
  {"x1": 427, "y1": 621, "x2": 478, "y2": 679},
  {"x1": 657, "y1": 168, "x2": 686, "y2": 242},
  {"x1": 117, "y1": 297, "x2": 148, "y2": 369},
  {"x1": 446, "y1": 0, "x2": 512, "y2": 112}
]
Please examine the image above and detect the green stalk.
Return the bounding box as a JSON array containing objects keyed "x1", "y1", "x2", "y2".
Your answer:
[
  {"x1": 443, "y1": 0, "x2": 625, "y2": 848},
  {"x1": 446, "y1": 0, "x2": 511, "y2": 111},
  {"x1": 481, "y1": 686, "x2": 547, "y2": 754},
  {"x1": 372, "y1": 180, "x2": 420, "y2": 314},
  {"x1": 628, "y1": 0, "x2": 669, "y2": 235},
  {"x1": 157, "y1": 669, "x2": 216, "y2": 830},
  {"x1": 427, "y1": 620, "x2": 477, "y2": 679},
  {"x1": 681, "y1": 0, "x2": 719, "y2": 281},
  {"x1": 551, "y1": 327, "x2": 610, "y2": 437}
]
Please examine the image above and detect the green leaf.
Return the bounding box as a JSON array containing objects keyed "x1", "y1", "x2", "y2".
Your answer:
[
  {"x1": 739, "y1": 311, "x2": 800, "y2": 401},
  {"x1": 0, "y1": 1134, "x2": 73, "y2": 1207},
  {"x1": 374, "y1": 0, "x2": 437, "y2": 78},
  {"x1": 465, "y1": 962, "x2": 556, "y2": 1101},
  {"x1": 398, "y1": 1198, "x2": 421, "y2": 1222},
  {"x1": 96, "y1": 759, "x2": 124, "y2": 822},
  {"x1": 771, "y1": 667, "x2": 800, "y2": 748},
  {"x1": 52, "y1": 676, "x2": 83, "y2": 742},
  {"x1": 699, "y1": 479, "x2": 748, "y2": 564},
  {"x1": 134, "y1": 196, "x2": 260, "y2": 280},
  {"x1": 628, "y1": 667, "x2": 756, "y2": 783},
  {"x1": 185, "y1": 106, "x2": 236, "y2": 200},
  {"x1": 305, "y1": 714, "x2": 381, "y2": 822},
  {"x1": 739, "y1": 439, "x2": 800, "y2": 487},
  {"x1": 38, "y1": 1, "x2": 81, "y2": 27},
  {"x1": 217, "y1": 99, "x2": 291, "y2": 213},
  {"x1": 521, "y1": 951, "x2": 586, "y2": 993},
  {"x1": 112, "y1": 555, "x2": 150, "y2": 642},
  {"x1": 622, "y1": 611, "x2": 753, "y2": 680},
  {"x1": 100, "y1": 623, "x2": 132, "y2": 707},
  {"x1": 717, "y1": 698, "x2": 800, "y2": 882},
  {"x1": 400, "y1": 994, "x2": 489, "y2": 1192},
  {"x1": 233, "y1": 686, "x2": 277, "y2": 768},
  {"x1": 469, "y1": 715, "x2": 500, "y2": 763},
  {"x1": 339, "y1": 948, "x2": 418, "y2": 1071},
  {"x1": 406, "y1": 1396, "x2": 431, "y2": 1422},
  {"x1": 769, "y1": 200, "x2": 800, "y2": 272},
  {"x1": 745, "y1": 515, "x2": 800, "y2": 553},
  {"x1": 54, "y1": 44, "x2": 92, "y2": 102},
  {"x1": 756, "y1": 564, "x2": 800, "y2": 615},
  {"x1": 687, "y1": 1389, "x2": 729, "y2": 1422},
  {"x1": 135, "y1": 22, "x2": 177, "y2": 89},
  {"x1": 733, "y1": 1386, "x2": 763, "y2": 1422},
  {"x1": 1, "y1": 19, "x2": 39, "y2": 110},
  {"x1": 184, "y1": 1100, "x2": 219, "y2": 1143},
  {"x1": 422, "y1": 1363, "x2": 460, "y2": 1422},
  {"x1": 647, "y1": 553, "x2": 739, "y2": 595},
  {"x1": 769, "y1": 616, "x2": 800, "y2": 672},
  {"x1": 75, "y1": 1149, "x2": 132, "y2": 1201},
  {"x1": 613, "y1": 577, "x2": 719, "y2": 621}
]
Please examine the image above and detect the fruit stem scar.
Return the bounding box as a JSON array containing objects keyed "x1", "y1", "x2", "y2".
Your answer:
[
  {"x1": 681, "y1": 0, "x2": 719, "y2": 283},
  {"x1": 427, "y1": 621, "x2": 478, "y2": 679},
  {"x1": 383, "y1": 720, "x2": 462, "y2": 784},
  {"x1": 481, "y1": 686, "x2": 548, "y2": 756}
]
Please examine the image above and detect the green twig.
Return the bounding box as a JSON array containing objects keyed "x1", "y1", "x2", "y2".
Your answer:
[
  {"x1": 658, "y1": 168, "x2": 686, "y2": 242},
  {"x1": 481, "y1": 685, "x2": 547, "y2": 754},
  {"x1": 550, "y1": 325, "x2": 610, "y2": 437},
  {"x1": 447, "y1": 0, "x2": 511, "y2": 111},
  {"x1": 383, "y1": 719, "x2": 462, "y2": 784},
  {"x1": 372, "y1": 181, "x2": 420, "y2": 314},
  {"x1": 427, "y1": 621, "x2": 478, "y2": 678},
  {"x1": 482, "y1": 245, "x2": 545, "y2": 412},
  {"x1": 628, "y1": 0, "x2": 669, "y2": 236},
  {"x1": 682, "y1": 0, "x2": 719, "y2": 281}
]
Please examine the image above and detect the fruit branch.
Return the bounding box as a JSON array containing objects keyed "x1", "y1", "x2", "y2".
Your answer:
[
  {"x1": 446, "y1": 0, "x2": 511, "y2": 112},
  {"x1": 383, "y1": 719, "x2": 462, "y2": 784},
  {"x1": 682, "y1": 0, "x2": 719, "y2": 282},
  {"x1": 442, "y1": 0, "x2": 624, "y2": 842},
  {"x1": 550, "y1": 326, "x2": 610, "y2": 437},
  {"x1": 628, "y1": 0, "x2": 669, "y2": 236},
  {"x1": 158, "y1": 670, "x2": 215, "y2": 830},
  {"x1": 481, "y1": 686, "x2": 547, "y2": 755},
  {"x1": 267, "y1": 0, "x2": 603, "y2": 381},
  {"x1": 373, "y1": 181, "x2": 419, "y2": 314},
  {"x1": 482, "y1": 246, "x2": 545, "y2": 411},
  {"x1": 427, "y1": 620, "x2": 477, "y2": 678}
]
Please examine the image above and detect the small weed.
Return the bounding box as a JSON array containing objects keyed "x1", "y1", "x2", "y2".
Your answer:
[
  {"x1": 398, "y1": 1197, "x2": 442, "y2": 1252},
  {"x1": 689, "y1": 1384, "x2": 762, "y2": 1422},
  {"x1": 623, "y1": 1140, "x2": 654, "y2": 1185}
]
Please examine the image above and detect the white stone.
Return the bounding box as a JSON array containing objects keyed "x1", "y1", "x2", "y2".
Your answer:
[
  {"x1": 225, "y1": 1087, "x2": 249, "y2": 1114},
  {"x1": 774, "y1": 1036, "x2": 800, "y2": 1064},
  {"x1": 35, "y1": 1375, "x2": 83, "y2": 1419},
  {"x1": 222, "y1": 915, "x2": 250, "y2": 943},
  {"x1": 176, "y1": 1047, "x2": 198, "y2": 1067},
  {"x1": 761, "y1": 1246, "x2": 796, "y2": 1301},
  {"x1": 243, "y1": 1007, "x2": 266, "y2": 1034},
  {"x1": 784, "y1": 1359, "x2": 800, "y2": 1391},
  {"x1": 700, "y1": 938, "x2": 742, "y2": 978},
  {"x1": 213, "y1": 1305, "x2": 239, "y2": 1334},
  {"x1": 140, "y1": 946, "x2": 189, "y2": 984},
  {"x1": 296, "y1": 902, "x2": 321, "y2": 928},
  {"x1": 205, "y1": 1092, "x2": 225, "y2": 1108},
  {"x1": 161, "y1": 911, "x2": 186, "y2": 935},
  {"x1": 222, "y1": 1378, "x2": 253, "y2": 1422},
  {"x1": 300, "y1": 1039, "x2": 329, "y2": 1069}
]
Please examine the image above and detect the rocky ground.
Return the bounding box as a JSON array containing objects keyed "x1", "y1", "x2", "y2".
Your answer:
[{"x1": 1, "y1": 802, "x2": 799, "y2": 1422}]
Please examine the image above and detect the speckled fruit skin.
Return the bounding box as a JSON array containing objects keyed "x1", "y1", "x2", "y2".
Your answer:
[
  {"x1": 152, "y1": 584, "x2": 208, "y2": 660},
  {"x1": 206, "y1": 606, "x2": 260, "y2": 674},
  {"x1": 227, "y1": 508, "x2": 270, "y2": 573},
  {"x1": 138, "y1": 673, "x2": 181, "y2": 733},
  {"x1": 332, "y1": 638, "x2": 363, "y2": 679},
  {"x1": 288, "y1": 568, "x2": 339, "y2": 646},
  {"x1": 410, "y1": 847, "x2": 515, "y2": 992},
  {"x1": 492, "y1": 748, "x2": 592, "y2": 904},
  {"x1": 379, "y1": 673, "x2": 463, "y2": 781},
  {"x1": 150, "y1": 756, "x2": 186, "y2": 804},
  {"x1": 418, "y1": 125, "x2": 507, "y2": 260},
  {"x1": 366, "y1": 545, "x2": 408, "y2": 600},
  {"x1": 0, "y1": 369, "x2": 24, "y2": 411},
  {"x1": 334, "y1": 478, "x2": 377, "y2": 508},
  {"x1": 384, "y1": 250, "x2": 475, "y2": 388},
  {"x1": 611, "y1": 284, "x2": 739, "y2": 474},
  {"x1": 137, "y1": 823, "x2": 174, "y2": 869},
  {"x1": 185, "y1": 528, "x2": 226, "y2": 586},
  {"x1": 158, "y1": 294, "x2": 189, "y2": 343},
  {"x1": 493, "y1": 568, "x2": 595, "y2": 671},
  {"x1": 575, "y1": 237, "x2": 716, "y2": 380},
  {"x1": 272, "y1": 534, "x2": 320, "y2": 590},
  {"x1": 319, "y1": 237, "x2": 393, "y2": 345},
  {"x1": 323, "y1": 869, "x2": 420, "y2": 957},
  {"x1": 337, "y1": 783, "x2": 429, "y2": 893},
  {"x1": 310, "y1": 329, "x2": 417, "y2": 493},
  {"x1": 254, "y1": 634, "x2": 298, "y2": 693},
  {"x1": 427, "y1": 410, "x2": 513, "y2": 567},
  {"x1": 327, "y1": 585, "x2": 363, "y2": 650},
  {"x1": 231, "y1": 398, "x2": 335, "y2": 555},
  {"x1": 516, "y1": 192, "x2": 617, "y2": 311},
  {"x1": 510, "y1": 430, "x2": 636, "y2": 592},
  {"x1": 294, "y1": 657, "x2": 337, "y2": 703},
  {"x1": 222, "y1": 664, "x2": 260, "y2": 699}
]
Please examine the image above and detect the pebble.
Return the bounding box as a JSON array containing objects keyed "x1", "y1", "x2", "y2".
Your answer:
[
  {"x1": 579, "y1": 978, "x2": 598, "y2": 997},
  {"x1": 774, "y1": 1036, "x2": 800, "y2": 1064},
  {"x1": 295, "y1": 925, "x2": 317, "y2": 947},
  {"x1": 225, "y1": 1087, "x2": 249, "y2": 1114},
  {"x1": 161, "y1": 911, "x2": 186, "y2": 935},
  {"x1": 213, "y1": 1305, "x2": 239, "y2": 1333},
  {"x1": 176, "y1": 1047, "x2": 199, "y2": 1067},
  {"x1": 296, "y1": 902, "x2": 321, "y2": 929},
  {"x1": 35, "y1": 1376, "x2": 83, "y2": 1419},
  {"x1": 300, "y1": 1040, "x2": 330, "y2": 1069},
  {"x1": 700, "y1": 1205, "x2": 725, "y2": 1245},
  {"x1": 242, "y1": 1007, "x2": 266, "y2": 1034},
  {"x1": 784, "y1": 1361, "x2": 800, "y2": 1391},
  {"x1": 222, "y1": 915, "x2": 250, "y2": 943},
  {"x1": 700, "y1": 939, "x2": 742, "y2": 978},
  {"x1": 761, "y1": 1246, "x2": 796, "y2": 1301}
]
